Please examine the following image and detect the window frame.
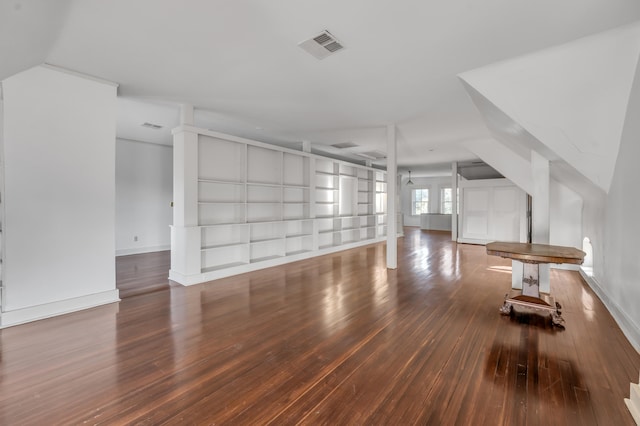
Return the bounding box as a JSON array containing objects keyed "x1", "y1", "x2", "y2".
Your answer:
[
  {"x1": 411, "y1": 188, "x2": 430, "y2": 216},
  {"x1": 440, "y1": 187, "x2": 453, "y2": 214}
]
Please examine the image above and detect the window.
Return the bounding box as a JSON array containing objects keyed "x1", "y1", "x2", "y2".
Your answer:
[
  {"x1": 440, "y1": 187, "x2": 452, "y2": 214},
  {"x1": 411, "y1": 189, "x2": 429, "y2": 215},
  {"x1": 375, "y1": 192, "x2": 387, "y2": 214}
]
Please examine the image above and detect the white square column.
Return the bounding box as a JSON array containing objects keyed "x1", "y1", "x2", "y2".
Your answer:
[
  {"x1": 386, "y1": 124, "x2": 397, "y2": 269},
  {"x1": 451, "y1": 162, "x2": 458, "y2": 241},
  {"x1": 169, "y1": 124, "x2": 201, "y2": 283},
  {"x1": 531, "y1": 151, "x2": 551, "y2": 293}
]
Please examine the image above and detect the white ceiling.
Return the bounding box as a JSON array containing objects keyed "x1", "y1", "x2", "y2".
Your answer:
[{"x1": 3, "y1": 0, "x2": 640, "y2": 171}]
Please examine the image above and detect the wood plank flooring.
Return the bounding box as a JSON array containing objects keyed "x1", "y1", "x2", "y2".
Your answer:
[
  {"x1": 1, "y1": 228, "x2": 638, "y2": 425},
  {"x1": 116, "y1": 250, "x2": 172, "y2": 298}
]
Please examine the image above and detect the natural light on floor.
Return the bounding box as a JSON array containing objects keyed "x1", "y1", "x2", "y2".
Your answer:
[{"x1": 487, "y1": 265, "x2": 513, "y2": 274}]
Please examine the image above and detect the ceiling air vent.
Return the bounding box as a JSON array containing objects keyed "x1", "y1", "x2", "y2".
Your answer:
[
  {"x1": 299, "y1": 30, "x2": 345, "y2": 60},
  {"x1": 141, "y1": 122, "x2": 163, "y2": 130},
  {"x1": 141, "y1": 121, "x2": 162, "y2": 130},
  {"x1": 357, "y1": 151, "x2": 387, "y2": 160},
  {"x1": 331, "y1": 142, "x2": 358, "y2": 149}
]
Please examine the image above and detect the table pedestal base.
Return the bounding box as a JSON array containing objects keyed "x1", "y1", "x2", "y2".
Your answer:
[
  {"x1": 500, "y1": 291, "x2": 565, "y2": 328},
  {"x1": 486, "y1": 241, "x2": 585, "y2": 329}
]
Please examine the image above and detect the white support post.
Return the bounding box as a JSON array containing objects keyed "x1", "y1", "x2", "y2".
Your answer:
[
  {"x1": 169, "y1": 121, "x2": 201, "y2": 283},
  {"x1": 531, "y1": 150, "x2": 551, "y2": 293},
  {"x1": 302, "y1": 140, "x2": 311, "y2": 153},
  {"x1": 386, "y1": 124, "x2": 398, "y2": 269},
  {"x1": 512, "y1": 193, "x2": 529, "y2": 290},
  {"x1": 451, "y1": 162, "x2": 458, "y2": 241},
  {"x1": 172, "y1": 130, "x2": 199, "y2": 227},
  {"x1": 512, "y1": 261, "x2": 524, "y2": 290},
  {"x1": 396, "y1": 172, "x2": 403, "y2": 236},
  {"x1": 180, "y1": 104, "x2": 194, "y2": 126}
]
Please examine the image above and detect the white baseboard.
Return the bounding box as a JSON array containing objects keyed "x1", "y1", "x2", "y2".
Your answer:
[
  {"x1": 552, "y1": 263, "x2": 580, "y2": 271},
  {"x1": 0, "y1": 289, "x2": 120, "y2": 328},
  {"x1": 456, "y1": 237, "x2": 488, "y2": 245},
  {"x1": 580, "y1": 269, "x2": 640, "y2": 353},
  {"x1": 170, "y1": 237, "x2": 387, "y2": 286},
  {"x1": 116, "y1": 244, "x2": 170, "y2": 256}
]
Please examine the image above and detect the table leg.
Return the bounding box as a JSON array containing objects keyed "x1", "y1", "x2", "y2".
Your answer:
[
  {"x1": 551, "y1": 309, "x2": 565, "y2": 328},
  {"x1": 499, "y1": 294, "x2": 512, "y2": 315},
  {"x1": 521, "y1": 262, "x2": 540, "y2": 298}
]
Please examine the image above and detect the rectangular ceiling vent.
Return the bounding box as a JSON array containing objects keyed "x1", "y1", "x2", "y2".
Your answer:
[
  {"x1": 331, "y1": 142, "x2": 358, "y2": 149},
  {"x1": 141, "y1": 122, "x2": 163, "y2": 130},
  {"x1": 299, "y1": 30, "x2": 344, "y2": 60},
  {"x1": 357, "y1": 151, "x2": 387, "y2": 160}
]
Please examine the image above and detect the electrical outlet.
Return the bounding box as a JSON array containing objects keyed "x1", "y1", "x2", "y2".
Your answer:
[{"x1": 134, "y1": 236, "x2": 138, "y2": 242}]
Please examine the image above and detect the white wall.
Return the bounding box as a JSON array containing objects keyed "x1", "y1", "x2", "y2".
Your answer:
[
  {"x1": 583, "y1": 55, "x2": 640, "y2": 350},
  {"x1": 1, "y1": 65, "x2": 118, "y2": 326},
  {"x1": 0, "y1": 98, "x2": 4, "y2": 285},
  {"x1": 116, "y1": 138, "x2": 172, "y2": 255},
  {"x1": 401, "y1": 175, "x2": 452, "y2": 227},
  {"x1": 549, "y1": 180, "x2": 582, "y2": 249}
]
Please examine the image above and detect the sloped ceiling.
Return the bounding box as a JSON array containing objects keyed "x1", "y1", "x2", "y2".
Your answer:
[
  {"x1": 459, "y1": 23, "x2": 640, "y2": 193},
  {"x1": 0, "y1": 0, "x2": 72, "y2": 80},
  {"x1": 3, "y1": 1, "x2": 640, "y2": 170}
]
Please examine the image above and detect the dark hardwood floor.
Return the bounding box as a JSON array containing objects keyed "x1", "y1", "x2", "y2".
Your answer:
[
  {"x1": 116, "y1": 250, "x2": 172, "y2": 298},
  {"x1": 1, "y1": 228, "x2": 638, "y2": 424}
]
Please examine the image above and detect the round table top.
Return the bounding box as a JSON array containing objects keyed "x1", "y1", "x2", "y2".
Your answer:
[{"x1": 486, "y1": 241, "x2": 585, "y2": 265}]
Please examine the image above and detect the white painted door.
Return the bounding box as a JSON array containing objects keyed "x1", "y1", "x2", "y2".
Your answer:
[
  {"x1": 461, "y1": 187, "x2": 490, "y2": 240},
  {"x1": 460, "y1": 182, "x2": 524, "y2": 243}
]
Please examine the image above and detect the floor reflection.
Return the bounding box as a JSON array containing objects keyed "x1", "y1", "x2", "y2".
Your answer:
[
  {"x1": 1, "y1": 228, "x2": 633, "y2": 424},
  {"x1": 488, "y1": 265, "x2": 513, "y2": 274},
  {"x1": 484, "y1": 329, "x2": 586, "y2": 410},
  {"x1": 581, "y1": 287, "x2": 595, "y2": 322},
  {"x1": 408, "y1": 230, "x2": 466, "y2": 283}
]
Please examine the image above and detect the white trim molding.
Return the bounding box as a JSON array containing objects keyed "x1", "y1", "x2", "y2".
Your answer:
[
  {"x1": 116, "y1": 245, "x2": 171, "y2": 257},
  {"x1": 41, "y1": 63, "x2": 119, "y2": 87},
  {"x1": 0, "y1": 290, "x2": 120, "y2": 329},
  {"x1": 580, "y1": 268, "x2": 640, "y2": 352},
  {"x1": 170, "y1": 238, "x2": 390, "y2": 286}
]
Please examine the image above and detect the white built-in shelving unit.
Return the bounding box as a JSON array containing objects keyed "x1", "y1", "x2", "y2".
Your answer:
[
  {"x1": 375, "y1": 171, "x2": 388, "y2": 238},
  {"x1": 0, "y1": 139, "x2": 4, "y2": 310},
  {"x1": 170, "y1": 125, "x2": 391, "y2": 285},
  {"x1": 0, "y1": 156, "x2": 3, "y2": 309},
  {"x1": 314, "y1": 160, "x2": 386, "y2": 250}
]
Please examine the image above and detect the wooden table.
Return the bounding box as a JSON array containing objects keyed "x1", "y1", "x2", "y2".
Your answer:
[{"x1": 486, "y1": 242, "x2": 585, "y2": 327}]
